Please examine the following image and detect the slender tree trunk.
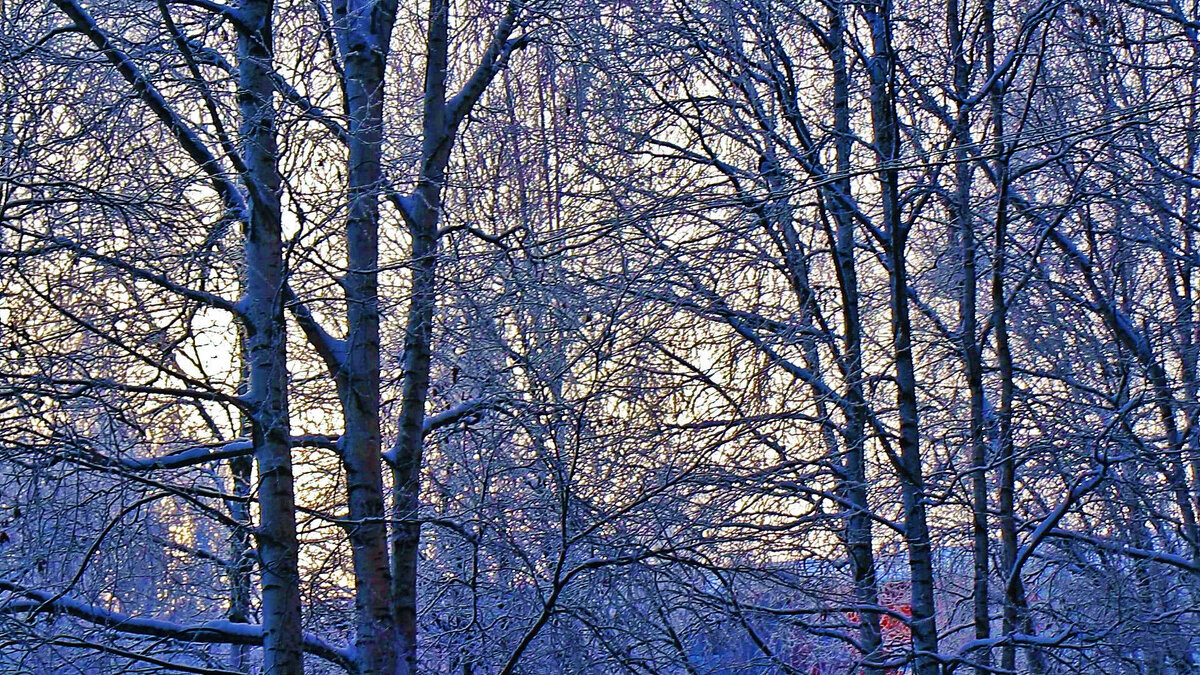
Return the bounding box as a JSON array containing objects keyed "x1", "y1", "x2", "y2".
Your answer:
[
  {"x1": 826, "y1": 3, "x2": 884, "y2": 670},
  {"x1": 982, "y1": 3, "x2": 1041, "y2": 671},
  {"x1": 228, "y1": 452, "x2": 254, "y2": 673},
  {"x1": 227, "y1": 339, "x2": 254, "y2": 673},
  {"x1": 237, "y1": 0, "x2": 303, "y2": 669},
  {"x1": 389, "y1": 198, "x2": 438, "y2": 675},
  {"x1": 946, "y1": 0, "x2": 990, "y2": 670},
  {"x1": 864, "y1": 1, "x2": 940, "y2": 671},
  {"x1": 993, "y1": 180, "x2": 1024, "y2": 675},
  {"x1": 390, "y1": 0, "x2": 453, "y2": 671}
]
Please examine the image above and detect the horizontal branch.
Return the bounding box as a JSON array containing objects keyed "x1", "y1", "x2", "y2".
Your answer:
[
  {"x1": 0, "y1": 374, "x2": 244, "y2": 407},
  {"x1": 0, "y1": 580, "x2": 354, "y2": 671},
  {"x1": 422, "y1": 398, "x2": 496, "y2": 434},
  {"x1": 43, "y1": 636, "x2": 245, "y2": 675},
  {"x1": 110, "y1": 434, "x2": 339, "y2": 471},
  {"x1": 381, "y1": 398, "x2": 503, "y2": 464}
]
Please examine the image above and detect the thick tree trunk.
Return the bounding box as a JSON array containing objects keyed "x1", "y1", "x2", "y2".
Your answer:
[
  {"x1": 237, "y1": 0, "x2": 303, "y2": 669},
  {"x1": 334, "y1": 5, "x2": 401, "y2": 671}
]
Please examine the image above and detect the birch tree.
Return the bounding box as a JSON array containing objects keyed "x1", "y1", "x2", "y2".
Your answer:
[{"x1": 4, "y1": 0, "x2": 1200, "y2": 673}]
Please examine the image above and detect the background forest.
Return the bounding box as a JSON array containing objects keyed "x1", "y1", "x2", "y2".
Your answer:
[{"x1": 1, "y1": 0, "x2": 1199, "y2": 672}]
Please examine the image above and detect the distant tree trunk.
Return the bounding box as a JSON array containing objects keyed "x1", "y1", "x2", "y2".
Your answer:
[
  {"x1": 993, "y1": 169, "x2": 1023, "y2": 675},
  {"x1": 864, "y1": 0, "x2": 940, "y2": 671},
  {"x1": 228, "y1": 340, "x2": 253, "y2": 673},
  {"x1": 237, "y1": 0, "x2": 303, "y2": 669},
  {"x1": 227, "y1": 451, "x2": 254, "y2": 673},
  {"x1": 988, "y1": 48, "x2": 1021, "y2": 675},
  {"x1": 983, "y1": 2, "x2": 1039, "y2": 671}
]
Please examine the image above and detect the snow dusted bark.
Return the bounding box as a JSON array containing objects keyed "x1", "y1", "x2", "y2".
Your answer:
[
  {"x1": 329, "y1": 0, "x2": 402, "y2": 670},
  {"x1": 389, "y1": 1, "x2": 449, "y2": 665},
  {"x1": 388, "y1": 3, "x2": 523, "y2": 671},
  {"x1": 42, "y1": 0, "x2": 304, "y2": 669},
  {"x1": 227, "y1": 451, "x2": 254, "y2": 672},
  {"x1": 982, "y1": 6, "x2": 1044, "y2": 669},
  {"x1": 986, "y1": 16, "x2": 1024, "y2": 666},
  {"x1": 236, "y1": 0, "x2": 303, "y2": 669},
  {"x1": 0, "y1": 579, "x2": 353, "y2": 669}
]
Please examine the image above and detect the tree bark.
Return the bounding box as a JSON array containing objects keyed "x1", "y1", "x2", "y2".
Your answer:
[
  {"x1": 864, "y1": 0, "x2": 940, "y2": 671},
  {"x1": 237, "y1": 0, "x2": 303, "y2": 669},
  {"x1": 946, "y1": 0, "x2": 991, "y2": 669},
  {"x1": 982, "y1": 2, "x2": 1040, "y2": 671},
  {"x1": 332, "y1": 0, "x2": 402, "y2": 669},
  {"x1": 826, "y1": 3, "x2": 884, "y2": 670},
  {"x1": 390, "y1": 0, "x2": 453, "y2": 671},
  {"x1": 227, "y1": 452, "x2": 254, "y2": 673}
]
